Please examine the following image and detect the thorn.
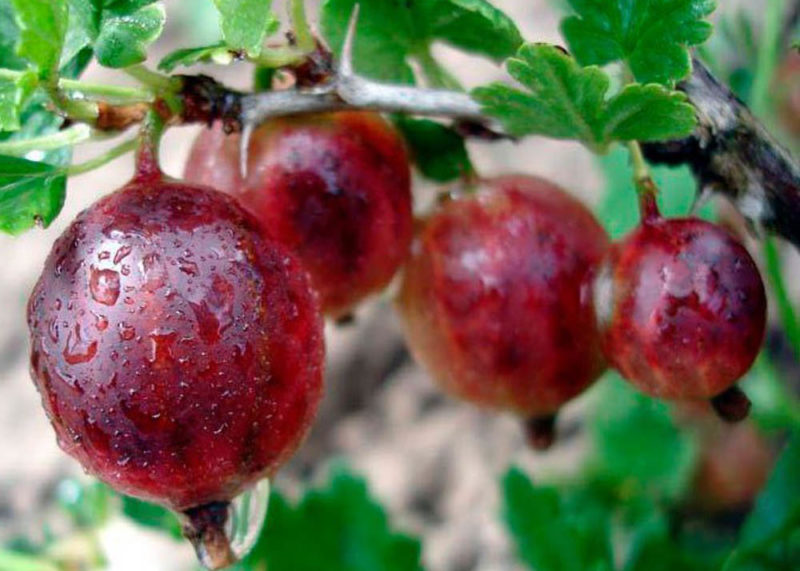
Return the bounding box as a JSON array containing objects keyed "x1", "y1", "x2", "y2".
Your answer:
[
  {"x1": 239, "y1": 122, "x2": 253, "y2": 179},
  {"x1": 339, "y1": 4, "x2": 360, "y2": 78}
]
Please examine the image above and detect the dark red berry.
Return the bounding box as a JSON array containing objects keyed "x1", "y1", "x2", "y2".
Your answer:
[
  {"x1": 27, "y1": 176, "x2": 324, "y2": 514},
  {"x1": 184, "y1": 111, "x2": 413, "y2": 319},
  {"x1": 396, "y1": 176, "x2": 610, "y2": 438},
  {"x1": 596, "y1": 216, "x2": 766, "y2": 404}
]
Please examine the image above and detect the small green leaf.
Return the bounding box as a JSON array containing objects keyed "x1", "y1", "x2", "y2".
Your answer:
[
  {"x1": 0, "y1": 154, "x2": 66, "y2": 234},
  {"x1": 561, "y1": 0, "x2": 716, "y2": 85},
  {"x1": 158, "y1": 42, "x2": 233, "y2": 72},
  {"x1": 121, "y1": 496, "x2": 183, "y2": 539},
  {"x1": 393, "y1": 117, "x2": 473, "y2": 182},
  {"x1": 321, "y1": 0, "x2": 521, "y2": 84},
  {"x1": 10, "y1": 0, "x2": 68, "y2": 79},
  {"x1": 0, "y1": 70, "x2": 35, "y2": 131},
  {"x1": 237, "y1": 470, "x2": 422, "y2": 571},
  {"x1": 503, "y1": 468, "x2": 614, "y2": 571},
  {"x1": 94, "y1": 1, "x2": 165, "y2": 68},
  {"x1": 212, "y1": 0, "x2": 278, "y2": 57},
  {"x1": 603, "y1": 84, "x2": 696, "y2": 142},
  {"x1": 474, "y1": 44, "x2": 697, "y2": 149},
  {"x1": 473, "y1": 44, "x2": 609, "y2": 148}
]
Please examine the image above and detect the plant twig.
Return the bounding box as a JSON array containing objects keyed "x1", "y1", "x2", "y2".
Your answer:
[{"x1": 642, "y1": 58, "x2": 800, "y2": 248}]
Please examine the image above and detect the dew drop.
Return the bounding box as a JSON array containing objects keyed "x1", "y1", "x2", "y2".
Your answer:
[
  {"x1": 63, "y1": 324, "x2": 98, "y2": 365},
  {"x1": 141, "y1": 252, "x2": 168, "y2": 292},
  {"x1": 114, "y1": 244, "x2": 132, "y2": 265},
  {"x1": 178, "y1": 257, "x2": 200, "y2": 276},
  {"x1": 89, "y1": 266, "x2": 121, "y2": 306},
  {"x1": 118, "y1": 322, "x2": 136, "y2": 341}
]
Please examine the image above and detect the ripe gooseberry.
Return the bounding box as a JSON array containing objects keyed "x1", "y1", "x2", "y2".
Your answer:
[
  {"x1": 27, "y1": 169, "x2": 324, "y2": 568},
  {"x1": 396, "y1": 176, "x2": 610, "y2": 449},
  {"x1": 184, "y1": 111, "x2": 413, "y2": 320},
  {"x1": 595, "y1": 200, "x2": 766, "y2": 421}
]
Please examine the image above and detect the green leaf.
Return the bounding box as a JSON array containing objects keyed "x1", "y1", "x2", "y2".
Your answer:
[
  {"x1": 158, "y1": 42, "x2": 233, "y2": 72},
  {"x1": 561, "y1": 0, "x2": 716, "y2": 85},
  {"x1": 212, "y1": 0, "x2": 278, "y2": 57},
  {"x1": 603, "y1": 84, "x2": 696, "y2": 142},
  {"x1": 320, "y1": 0, "x2": 522, "y2": 84},
  {"x1": 0, "y1": 0, "x2": 27, "y2": 69},
  {"x1": 94, "y1": 1, "x2": 165, "y2": 68},
  {"x1": 0, "y1": 154, "x2": 66, "y2": 234},
  {"x1": 237, "y1": 470, "x2": 422, "y2": 571},
  {"x1": 61, "y1": 0, "x2": 101, "y2": 68},
  {"x1": 474, "y1": 44, "x2": 697, "y2": 149},
  {"x1": 10, "y1": 0, "x2": 68, "y2": 79},
  {"x1": 503, "y1": 468, "x2": 614, "y2": 571},
  {"x1": 422, "y1": 0, "x2": 523, "y2": 62},
  {"x1": 473, "y1": 43, "x2": 609, "y2": 148},
  {"x1": 587, "y1": 374, "x2": 697, "y2": 500},
  {"x1": 0, "y1": 70, "x2": 35, "y2": 131},
  {"x1": 121, "y1": 496, "x2": 183, "y2": 539},
  {"x1": 393, "y1": 117, "x2": 473, "y2": 182}
]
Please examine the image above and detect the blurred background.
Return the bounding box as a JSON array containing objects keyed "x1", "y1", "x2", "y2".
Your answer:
[{"x1": 0, "y1": 1, "x2": 798, "y2": 570}]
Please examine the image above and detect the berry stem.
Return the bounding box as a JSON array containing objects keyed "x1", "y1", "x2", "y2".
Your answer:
[
  {"x1": 181, "y1": 502, "x2": 237, "y2": 571},
  {"x1": 710, "y1": 385, "x2": 752, "y2": 423},
  {"x1": 134, "y1": 110, "x2": 166, "y2": 181},
  {"x1": 627, "y1": 140, "x2": 660, "y2": 222}
]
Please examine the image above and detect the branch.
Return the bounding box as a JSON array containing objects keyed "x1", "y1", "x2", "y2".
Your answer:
[
  {"x1": 642, "y1": 58, "x2": 800, "y2": 248},
  {"x1": 235, "y1": 5, "x2": 491, "y2": 174}
]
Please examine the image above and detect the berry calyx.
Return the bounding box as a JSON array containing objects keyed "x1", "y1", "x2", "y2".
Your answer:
[
  {"x1": 184, "y1": 111, "x2": 413, "y2": 319},
  {"x1": 596, "y1": 212, "x2": 766, "y2": 417},
  {"x1": 27, "y1": 175, "x2": 324, "y2": 568},
  {"x1": 396, "y1": 176, "x2": 610, "y2": 448}
]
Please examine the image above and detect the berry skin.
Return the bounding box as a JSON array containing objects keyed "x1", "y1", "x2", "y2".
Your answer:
[
  {"x1": 184, "y1": 111, "x2": 413, "y2": 319},
  {"x1": 27, "y1": 177, "x2": 324, "y2": 514},
  {"x1": 596, "y1": 216, "x2": 766, "y2": 408},
  {"x1": 396, "y1": 176, "x2": 609, "y2": 444}
]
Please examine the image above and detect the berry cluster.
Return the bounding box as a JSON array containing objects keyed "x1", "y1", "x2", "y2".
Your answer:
[{"x1": 26, "y1": 111, "x2": 767, "y2": 565}]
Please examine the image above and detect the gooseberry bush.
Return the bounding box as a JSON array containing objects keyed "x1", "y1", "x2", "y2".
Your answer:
[{"x1": 0, "y1": 0, "x2": 798, "y2": 570}]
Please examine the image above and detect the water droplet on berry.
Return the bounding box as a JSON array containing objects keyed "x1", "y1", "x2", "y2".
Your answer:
[
  {"x1": 114, "y1": 244, "x2": 132, "y2": 265},
  {"x1": 63, "y1": 324, "x2": 98, "y2": 365},
  {"x1": 89, "y1": 266, "x2": 121, "y2": 306}
]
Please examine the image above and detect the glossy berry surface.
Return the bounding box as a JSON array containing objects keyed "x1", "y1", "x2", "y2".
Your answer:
[
  {"x1": 27, "y1": 176, "x2": 324, "y2": 511},
  {"x1": 396, "y1": 176, "x2": 610, "y2": 417},
  {"x1": 184, "y1": 111, "x2": 413, "y2": 319},
  {"x1": 597, "y1": 216, "x2": 766, "y2": 400}
]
